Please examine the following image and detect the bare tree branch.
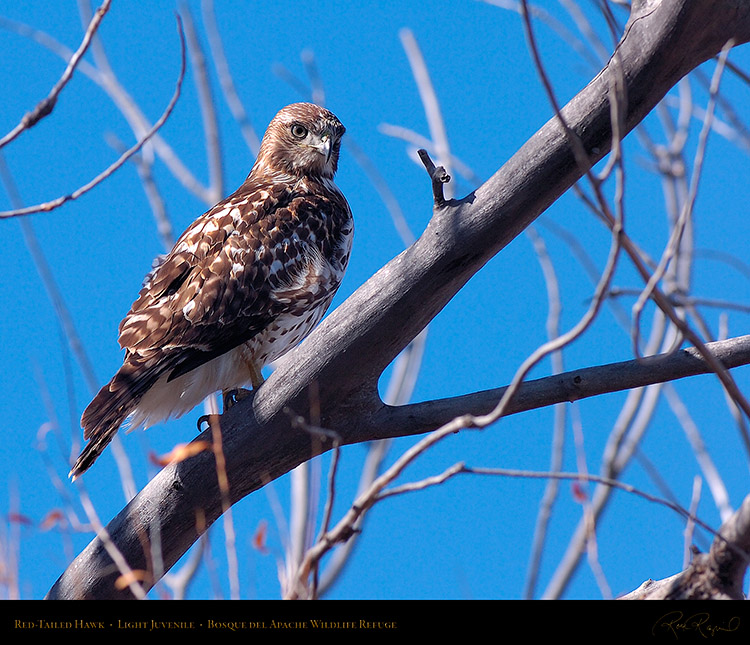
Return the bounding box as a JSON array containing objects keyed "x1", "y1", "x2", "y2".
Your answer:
[
  {"x1": 181, "y1": 3, "x2": 223, "y2": 203},
  {"x1": 621, "y1": 493, "x2": 750, "y2": 600},
  {"x1": 0, "y1": 17, "x2": 187, "y2": 219},
  {"x1": 0, "y1": 0, "x2": 111, "y2": 150},
  {"x1": 200, "y1": 0, "x2": 261, "y2": 156},
  {"x1": 0, "y1": 6, "x2": 213, "y2": 205}
]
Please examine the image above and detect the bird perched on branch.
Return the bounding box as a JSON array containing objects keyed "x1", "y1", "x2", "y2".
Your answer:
[{"x1": 70, "y1": 103, "x2": 353, "y2": 479}]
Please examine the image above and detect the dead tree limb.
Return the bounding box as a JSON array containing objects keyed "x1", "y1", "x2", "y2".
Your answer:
[{"x1": 621, "y1": 493, "x2": 750, "y2": 599}]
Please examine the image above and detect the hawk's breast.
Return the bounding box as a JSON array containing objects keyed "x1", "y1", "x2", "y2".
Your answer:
[{"x1": 246, "y1": 198, "x2": 353, "y2": 366}]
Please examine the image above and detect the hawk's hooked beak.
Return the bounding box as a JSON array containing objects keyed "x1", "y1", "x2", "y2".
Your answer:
[{"x1": 317, "y1": 132, "x2": 333, "y2": 164}]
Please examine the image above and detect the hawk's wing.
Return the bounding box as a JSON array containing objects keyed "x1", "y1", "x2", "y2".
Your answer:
[{"x1": 116, "y1": 177, "x2": 348, "y2": 382}]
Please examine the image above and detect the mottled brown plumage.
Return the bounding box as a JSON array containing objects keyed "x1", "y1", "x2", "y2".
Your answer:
[{"x1": 71, "y1": 103, "x2": 352, "y2": 479}]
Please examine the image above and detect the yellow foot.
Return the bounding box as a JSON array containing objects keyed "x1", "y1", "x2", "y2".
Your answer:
[{"x1": 249, "y1": 362, "x2": 265, "y2": 390}]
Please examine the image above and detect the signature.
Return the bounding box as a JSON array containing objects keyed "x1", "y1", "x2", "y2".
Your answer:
[{"x1": 653, "y1": 611, "x2": 741, "y2": 639}]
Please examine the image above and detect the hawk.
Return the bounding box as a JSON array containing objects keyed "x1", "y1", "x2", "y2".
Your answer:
[{"x1": 70, "y1": 102, "x2": 353, "y2": 479}]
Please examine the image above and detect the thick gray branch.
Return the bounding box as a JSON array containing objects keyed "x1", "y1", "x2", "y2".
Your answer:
[
  {"x1": 47, "y1": 0, "x2": 750, "y2": 599},
  {"x1": 371, "y1": 335, "x2": 750, "y2": 442}
]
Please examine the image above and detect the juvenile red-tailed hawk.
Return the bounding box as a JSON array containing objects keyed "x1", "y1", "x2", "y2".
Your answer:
[{"x1": 70, "y1": 103, "x2": 352, "y2": 479}]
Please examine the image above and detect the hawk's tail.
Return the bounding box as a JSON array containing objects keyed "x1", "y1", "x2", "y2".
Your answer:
[{"x1": 70, "y1": 358, "x2": 161, "y2": 480}]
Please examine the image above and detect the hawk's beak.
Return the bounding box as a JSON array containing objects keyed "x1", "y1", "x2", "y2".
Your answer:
[{"x1": 318, "y1": 132, "x2": 332, "y2": 163}]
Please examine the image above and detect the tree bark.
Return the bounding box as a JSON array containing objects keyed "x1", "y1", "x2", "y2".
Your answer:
[
  {"x1": 621, "y1": 494, "x2": 750, "y2": 600},
  {"x1": 47, "y1": 0, "x2": 750, "y2": 599}
]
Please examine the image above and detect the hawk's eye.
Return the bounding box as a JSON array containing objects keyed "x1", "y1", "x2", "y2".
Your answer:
[{"x1": 291, "y1": 124, "x2": 308, "y2": 139}]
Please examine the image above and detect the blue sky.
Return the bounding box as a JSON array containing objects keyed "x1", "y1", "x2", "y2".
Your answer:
[{"x1": 0, "y1": 0, "x2": 749, "y2": 603}]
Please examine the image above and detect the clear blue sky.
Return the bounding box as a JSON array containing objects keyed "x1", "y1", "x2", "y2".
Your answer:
[{"x1": 1, "y1": 0, "x2": 749, "y2": 605}]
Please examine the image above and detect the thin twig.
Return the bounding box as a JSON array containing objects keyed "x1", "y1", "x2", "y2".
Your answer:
[
  {"x1": 105, "y1": 134, "x2": 174, "y2": 250},
  {"x1": 301, "y1": 49, "x2": 326, "y2": 107},
  {"x1": 684, "y1": 476, "x2": 702, "y2": 569},
  {"x1": 0, "y1": 16, "x2": 187, "y2": 219},
  {"x1": 664, "y1": 384, "x2": 733, "y2": 522},
  {"x1": 73, "y1": 482, "x2": 148, "y2": 599},
  {"x1": 380, "y1": 465, "x2": 728, "y2": 545},
  {"x1": 206, "y1": 415, "x2": 240, "y2": 600},
  {"x1": 379, "y1": 122, "x2": 485, "y2": 188},
  {"x1": 181, "y1": 3, "x2": 223, "y2": 203},
  {"x1": 201, "y1": 0, "x2": 261, "y2": 155},
  {"x1": 631, "y1": 42, "x2": 733, "y2": 359},
  {"x1": 162, "y1": 536, "x2": 207, "y2": 599},
  {"x1": 0, "y1": 0, "x2": 111, "y2": 150},
  {"x1": 399, "y1": 28, "x2": 454, "y2": 199},
  {"x1": 0, "y1": 9, "x2": 213, "y2": 205},
  {"x1": 523, "y1": 226, "x2": 567, "y2": 599}
]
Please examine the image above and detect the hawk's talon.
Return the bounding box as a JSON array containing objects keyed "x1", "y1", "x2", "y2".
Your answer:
[
  {"x1": 197, "y1": 387, "x2": 254, "y2": 429},
  {"x1": 222, "y1": 387, "x2": 252, "y2": 411},
  {"x1": 197, "y1": 413, "x2": 217, "y2": 431}
]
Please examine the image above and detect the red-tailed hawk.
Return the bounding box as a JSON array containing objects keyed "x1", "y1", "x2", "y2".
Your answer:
[{"x1": 70, "y1": 103, "x2": 353, "y2": 479}]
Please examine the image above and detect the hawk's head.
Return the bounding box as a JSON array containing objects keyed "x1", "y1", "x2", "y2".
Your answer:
[{"x1": 253, "y1": 103, "x2": 346, "y2": 180}]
